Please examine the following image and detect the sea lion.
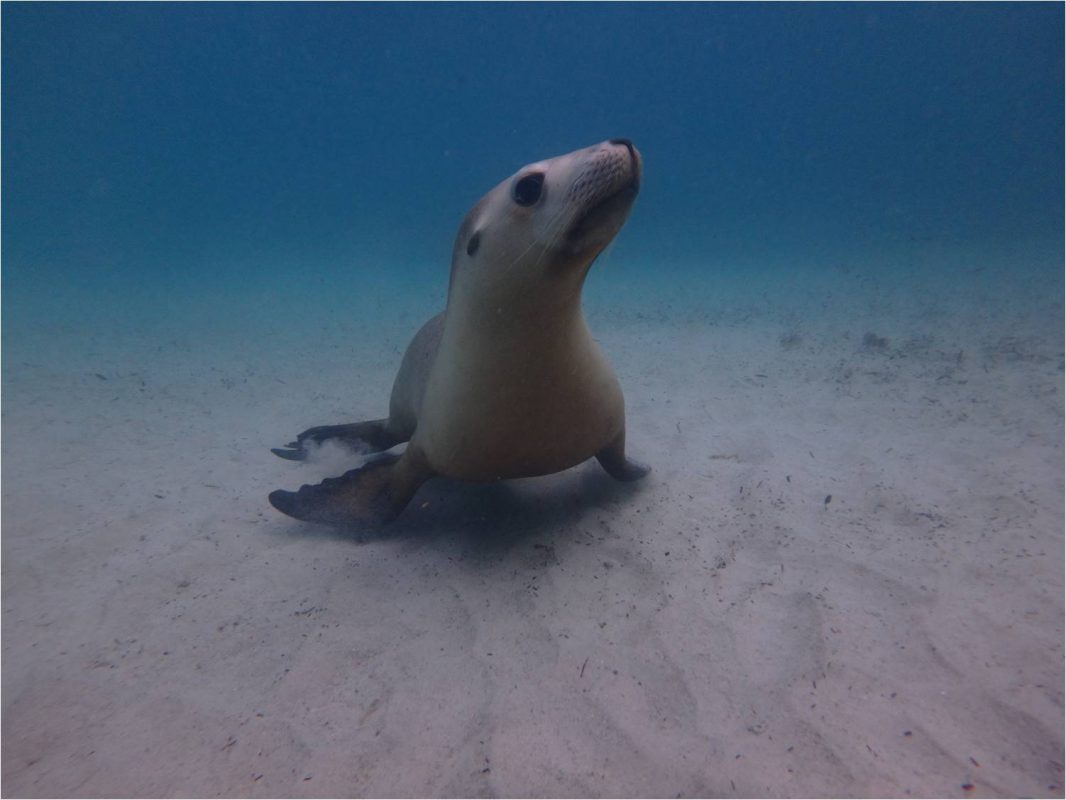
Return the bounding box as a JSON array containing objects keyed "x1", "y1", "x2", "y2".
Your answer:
[{"x1": 269, "y1": 138, "x2": 648, "y2": 527}]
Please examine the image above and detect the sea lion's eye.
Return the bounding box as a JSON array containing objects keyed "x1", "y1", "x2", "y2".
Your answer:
[
  {"x1": 512, "y1": 173, "x2": 544, "y2": 206},
  {"x1": 466, "y1": 232, "x2": 480, "y2": 256}
]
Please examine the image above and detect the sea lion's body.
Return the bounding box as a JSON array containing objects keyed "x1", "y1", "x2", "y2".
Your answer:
[
  {"x1": 270, "y1": 139, "x2": 647, "y2": 527},
  {"x1": 419, "y1": 309, "x2": 623, "y2": 481}
]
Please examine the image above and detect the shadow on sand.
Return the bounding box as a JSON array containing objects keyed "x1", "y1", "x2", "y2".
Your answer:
[{"x1": 265, "y1": 459, "x2": 650, "y2": 561}]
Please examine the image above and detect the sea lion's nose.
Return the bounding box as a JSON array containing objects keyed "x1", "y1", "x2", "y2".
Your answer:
[
  {"x1": 608, "y1": 137, "x2": 638, "y2": 164},
  {"x1": 607, "y1": 138, "x2": 641, "y2": 185},
  {"x1": 608, "y1": 138, "x2": 635, "y2": 161}
]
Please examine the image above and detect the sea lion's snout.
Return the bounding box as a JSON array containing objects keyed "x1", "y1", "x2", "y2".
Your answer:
[{"x1": 558, "y1": 138, "x2": 641, "y2": 256}]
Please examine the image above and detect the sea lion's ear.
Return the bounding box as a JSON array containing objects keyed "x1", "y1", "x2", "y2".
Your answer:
[{"x1": 466, "y1": 231, "x2": 481, "y2": 257}]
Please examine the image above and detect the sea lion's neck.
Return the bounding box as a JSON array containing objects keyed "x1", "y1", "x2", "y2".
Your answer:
[{"x1": 443, "y1": 277, "x2": 590, "y2": 350}]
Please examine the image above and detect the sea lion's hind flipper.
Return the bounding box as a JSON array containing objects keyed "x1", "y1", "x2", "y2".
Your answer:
[
  {"x1": 595, "y1": 430, "x2": 650, "y2": 482},
  {"x1": 271, "y1": 419, "x2": 404, "y2": 461},
  {"x1": 269, "y1": 449, "x2": 433, "y2": 528}
]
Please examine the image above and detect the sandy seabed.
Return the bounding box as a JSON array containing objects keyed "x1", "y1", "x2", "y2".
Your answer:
[{"x1": 2, "y1": 247, "x2": 1063, "y2": 798}]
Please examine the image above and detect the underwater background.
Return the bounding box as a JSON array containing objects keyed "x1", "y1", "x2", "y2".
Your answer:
[
  {"x1": 5, "y1": 3, "x2": 1063, "y2": 304},
  {"x1": 3, "y1": 3, "x2": 1063, "y2": 797}
]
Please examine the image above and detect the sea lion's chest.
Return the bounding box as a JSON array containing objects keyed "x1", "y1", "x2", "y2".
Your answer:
[{"x1": 415, "y1": 321, "x2": 624, "y2": 481}]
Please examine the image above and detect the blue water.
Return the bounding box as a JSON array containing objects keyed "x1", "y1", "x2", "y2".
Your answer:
[{"x1": 4, "y1": 3, "x2": 1062, "y2": 283}]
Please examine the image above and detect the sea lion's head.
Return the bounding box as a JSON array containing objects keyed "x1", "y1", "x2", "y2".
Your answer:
[{"x1": 448, "y1": 139, "x2": 642, "y2": 311}]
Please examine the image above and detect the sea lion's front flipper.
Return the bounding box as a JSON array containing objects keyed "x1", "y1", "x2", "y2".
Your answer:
[
  {"x1": 271, "y1": 419, "x2": 404, "y2": 461},
  {"x1": 595, "y1": 430, "x2": 650, "y2": 482},
  {"x1": 269, "y1": 449, "x2": 433, "y2": 528}
]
